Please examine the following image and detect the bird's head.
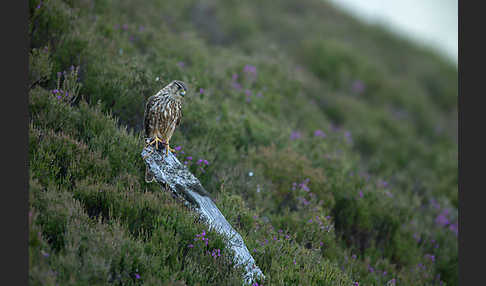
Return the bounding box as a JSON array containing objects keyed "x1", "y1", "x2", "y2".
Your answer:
[{"x1": 168, "y1": 80, "x2": 188, "y2": 100}]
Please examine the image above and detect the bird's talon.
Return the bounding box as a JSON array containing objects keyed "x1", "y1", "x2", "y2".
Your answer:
[
  {"x1": 165, "y1": 146, "x2": 173, "y2": 155},
  {"x1": 145, "y1": 137, "x2": 166, "y2": 152}
]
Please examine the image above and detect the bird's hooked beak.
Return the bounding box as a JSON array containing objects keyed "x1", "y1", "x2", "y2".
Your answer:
[{"x1": 173, "y1": 81, "x2": 187, "y2": 97}]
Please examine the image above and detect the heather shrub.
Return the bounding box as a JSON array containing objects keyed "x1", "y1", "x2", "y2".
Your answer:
[
  {"x1": 28, "y1": 0, "x2": 457, "y2": 284},
  {"x1": 28, "y1": 47, "x2": 53, "y2": 90}
]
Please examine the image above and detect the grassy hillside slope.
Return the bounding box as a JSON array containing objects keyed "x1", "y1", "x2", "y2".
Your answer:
[{"x1": 28, "y1": 0, "x2": 457, "y2": 285}]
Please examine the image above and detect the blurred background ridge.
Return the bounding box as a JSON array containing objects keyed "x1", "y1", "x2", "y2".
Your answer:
[{"x1": 327, "y1": 0, "x2": 458, "y2": 64}]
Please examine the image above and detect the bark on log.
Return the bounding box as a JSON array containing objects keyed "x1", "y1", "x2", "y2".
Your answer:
[{"x1": 141, "y1": 145, "x2": 265, "y2": 285}]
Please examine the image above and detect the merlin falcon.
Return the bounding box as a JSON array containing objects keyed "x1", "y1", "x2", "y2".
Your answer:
[{"x1": 143, "y1": 80, "x2": 187, "y2": 182}]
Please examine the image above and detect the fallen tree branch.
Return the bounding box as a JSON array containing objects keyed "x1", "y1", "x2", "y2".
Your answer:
[{"x1": 141, "y1": 145, "x2": 265, "y2": 285}]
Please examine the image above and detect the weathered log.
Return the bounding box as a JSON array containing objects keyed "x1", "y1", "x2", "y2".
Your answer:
[{"x1": 141, "y1": 145, "x2": 265, "y2": 285}]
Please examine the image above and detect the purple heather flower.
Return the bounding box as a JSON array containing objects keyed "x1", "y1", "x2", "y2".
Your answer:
[
  {"x1": 41, "y1": 250, "x2": 49, "y2": 257},
  {"x1": 379, "y1": 180, "x2": 389, "y2": 188},
  {"x1": 368, "y1": 265, "x2": 374, "y2": 273},
  {"x1": 413, "y1": 233, "x2": 420, "y2": 242},
  {"x1": 435, "y1": 211, "x2": 450, "y2": 227},
  {"x1": 353, "y1": 282, "x2": 359, "y2": 286},
  {"x1": 57, "y1": 95, "x2": 62, "y2": 100},
  {"x1": 425, "y1": 254, "x2": 435, "y2": 262},
  {"x1": 139, "y1": 25, "x2": 145, "y2": 32},
  {"x1": 186, "y1": 156, "x2": 192, "y2": 161},
  {"x1": 211, "y1": 248, "x2": 221, "y2": 258},
  {"x1": 188, "y1": 244, "x2": 194, "y2": 248},
  {"x1": 308, "y1": 219, "x2": 313, "y2": 223},
  {"x1": 175, "y1": 146, "x2": 182, "y2": 151},
  {"x1": 359, "y1": 190, "x2": 363, "y2": 198},
  {"x1": 351, "y1": 254, "x2": 357, "y2": 259},
  {"x1": 351, "y1": 79, "x2": 365, "y2": 94},
  {"x1": 203, "y1": 159, "x2": 209, "y2": 165},
  {"x1": 256, "y1": 92, "x2": 263, "y2": 97},
  {"x1": 135, "y1": 273, "x2": 140, "y2": 279},
  {"x1": 122, "y1": 24, "x2": 128, "y2": 30},
  {"x1": 243, "y1": 64, "x2": 257, "y2": 76},
  {"x1": 344, "y1": 131, "x2": 352, "y2": 143},
  {"x1": 291, "y1": 182, "x2": 297, "y2": 191},
  {"x1": 290, "y1": 131, "x2": 301, "y2": 140},
  {"x1": 252, "y1": 283, "x2": 259, "y2": 286},
  {"x1": 199, "y1": 88, "x2": 205, "y2": 94},
  {"x1": 300, "y1": 184, "x2": 310, "y2": 192},
  {"x1": 177, "y1": 61, "x2": 185, "y2": 68},
  {"x1": 319, "y1": 242, "x2": 324, "y2": 246},
  {"x1": 52, "y1": 89, "x2": 59, "y2": 94},
  {"x1": 314, "y1": 129, "x2": 326, "y2": 138},
  {"x1": 449, "y1": 223, "x2": 458, "y2": 235}
]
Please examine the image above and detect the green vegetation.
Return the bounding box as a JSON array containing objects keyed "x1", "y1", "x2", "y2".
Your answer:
[{"x1": 28, "y1": 0, "x2": 457, "y2": 285}]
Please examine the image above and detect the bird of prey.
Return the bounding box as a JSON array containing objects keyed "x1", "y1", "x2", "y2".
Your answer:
[{"x1": 143, "y1": 80, "x2": 187, "y2": 182}]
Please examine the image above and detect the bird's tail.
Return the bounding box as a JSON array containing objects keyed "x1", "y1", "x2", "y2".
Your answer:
[{"x1": 145, "y1": 167, "x2": 155, "y2": 183}]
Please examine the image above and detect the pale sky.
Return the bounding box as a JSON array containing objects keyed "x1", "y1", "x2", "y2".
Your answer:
[{"x1": 327, "y1": 0, "x2": 458, "y2": 64}]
